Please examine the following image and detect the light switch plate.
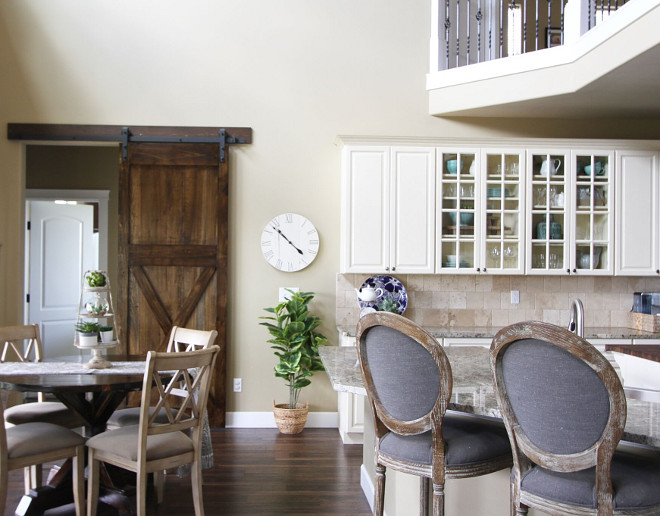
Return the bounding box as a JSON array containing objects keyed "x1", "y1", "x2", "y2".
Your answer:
[
  {"x1": 511, "y1": 290, "x2": 520, "y2": 305},
  {"x1": 279, "y1": 287, "x2": 299, "y2": 303}
]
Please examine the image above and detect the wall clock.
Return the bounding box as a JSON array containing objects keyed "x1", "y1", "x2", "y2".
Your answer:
[{"x1": 261, "y1": 213, "x2": 319, "y2": 272}]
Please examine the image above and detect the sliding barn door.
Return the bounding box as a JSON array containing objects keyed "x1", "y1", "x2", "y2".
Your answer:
[{"x1": 118, "y1": 142, "x2": 227, "y2": 426}]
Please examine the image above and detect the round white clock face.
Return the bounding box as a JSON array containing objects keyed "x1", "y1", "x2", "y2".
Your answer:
[{"x1": 261, "y1": 213, "x2": 319, "y2": 272}]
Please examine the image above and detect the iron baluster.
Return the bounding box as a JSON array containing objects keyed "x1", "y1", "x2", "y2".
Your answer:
[{"x1": 445, "y1": 0, "x2": 451, "y2": 69}]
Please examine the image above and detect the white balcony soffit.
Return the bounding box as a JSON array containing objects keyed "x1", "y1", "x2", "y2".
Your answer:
[{"x1": 427, "y1": 0, "x2": 660, "y2": 119}]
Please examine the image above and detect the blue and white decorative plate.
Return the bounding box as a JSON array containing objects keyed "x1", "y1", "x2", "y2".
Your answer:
[{"x1": 358, "y1": 275, "x2": 407, "y2": 315}]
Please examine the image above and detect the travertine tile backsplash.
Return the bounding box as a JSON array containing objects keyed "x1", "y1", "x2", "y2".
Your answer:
[{"x1": 336, "y1": 273, "x2": 660, "y2": 329}]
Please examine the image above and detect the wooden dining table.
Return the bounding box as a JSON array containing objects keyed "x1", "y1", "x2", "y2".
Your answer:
[{"x1": 0, "y1": 355, "x2": 147, "y2": 516}]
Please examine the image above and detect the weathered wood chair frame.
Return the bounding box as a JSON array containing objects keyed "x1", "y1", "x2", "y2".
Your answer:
[
  {"x1": 87, "y1": 345, "x2": 219, "y2": 516},
  {"x1": 357, "y1": 312, "x2": 512, "y2": 516},
  {"x1": 1, "y1": 324, "x2": 83, "y2": 492},
  {"x1": 490, "y1": 321, "x2": 660, "y2": 516}
]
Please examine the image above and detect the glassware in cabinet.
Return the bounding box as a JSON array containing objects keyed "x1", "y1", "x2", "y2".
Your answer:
[
  {"x1": 527, "y1": 151, "x2": 569, "y2": 274},
  {"x1": 438, "y1": 150, "x2": 478, "y2": 272},
  {"x1": 481, "y1": 150, "x2": 524, "y2": 273},
  {"x1": 571, "y1": 151, "x2": 613, "y2": 274}
]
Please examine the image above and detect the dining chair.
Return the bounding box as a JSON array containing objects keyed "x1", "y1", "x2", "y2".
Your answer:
[
  {"x1": 106, "y1": 325, "x2": 218, "y2": 429},
  {"x1": 1, "y1": 324, "x2": 85, "y2": 491},
  {"x1": 356, "y1": 312, "x2": 512, "y2": 516},
  {"x1": 490, "y1": 321, "x2": 660, "y2": 515},
  {"x1": 86, "y1": 345, "x2": 220, "y2": 516},
  {"x1": 0, "y1": 396, "x2": 85, "y2": 516}
]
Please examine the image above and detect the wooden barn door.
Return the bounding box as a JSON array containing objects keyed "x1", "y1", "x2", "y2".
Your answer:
[{"x1": 117, "y1": 142, "x2": 227, "y2": 426}]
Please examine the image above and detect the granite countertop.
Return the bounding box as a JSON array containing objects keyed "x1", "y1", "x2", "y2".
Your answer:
[
  {"x1": 336, "y1": 325, "x2": 659, "y2": 340},
  {"x1": 319, "y1": 345, "x2": 660, "y2": 448}
]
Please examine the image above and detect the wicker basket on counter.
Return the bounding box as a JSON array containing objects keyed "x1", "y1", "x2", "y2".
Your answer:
[{"x1": 628, "y1": 312, "x2": 660, "y2": 333}]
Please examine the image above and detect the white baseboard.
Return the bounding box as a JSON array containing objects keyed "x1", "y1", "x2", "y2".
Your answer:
[
  {"x1": 361, "y1": 464, "x2": 382, "y2": 514},
  {"x1": 225, "y1": 411, "x2": 339, "y2": 428}
]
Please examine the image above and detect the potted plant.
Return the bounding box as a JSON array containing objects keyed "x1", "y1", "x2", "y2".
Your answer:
[
  {"x1": 86, "y1": 271, "x2": 107, "y2": 288},
  {"x1": 260, "y1": 290, "x2": 327, "y2": 434},
  {"x1": 75, "y1": 321, "x2": 100, "y2": 347},
  {"x1": 99, "y1": 325, "x2": 114, "y2": 343}
]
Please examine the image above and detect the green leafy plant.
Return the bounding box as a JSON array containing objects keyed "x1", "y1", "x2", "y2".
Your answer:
[
  {"x1": 377, "y1": 297, "x2": 399, "y2": 314},
  {"x1": 99, "y1": 325, "x2": 113, "y2": 332},
  {"x1": 86, "y1": 271, "x2": 107, "y2": 288},
  {"x1": 75, "y1": 321, "x2": 100, "y2": 334},
  {"x1": 260, "y1": 290, "x2": 327, "y2": 409}
]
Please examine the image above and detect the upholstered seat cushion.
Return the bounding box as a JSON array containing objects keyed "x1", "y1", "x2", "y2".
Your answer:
[
  {"x1": 4, "y1": 401, "x2": 85, "y2": 428},
  {"x1": 106, "y1": 406, "x2": 168, "y2": 428},
  {"x1": 521, "y1": 451, "x2": 660, "y2": 510},
  {"x1": 379, "y1": 414, "x2": 511, "y2": 467},
  {"x1": 6, "y1": 422, "x2": 85, "y2": 459},
  {"x1": 86, "y1": 425, "x2": 193, "y2": 462}
]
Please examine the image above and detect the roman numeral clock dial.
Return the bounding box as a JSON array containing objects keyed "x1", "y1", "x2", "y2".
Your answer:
[{"x1": 261, "y1": 213, "x2": 319, "y2": 272}]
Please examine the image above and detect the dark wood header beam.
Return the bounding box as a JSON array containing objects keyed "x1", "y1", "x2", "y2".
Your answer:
[{"x1": 7, "y1": 124, "x2": 252, "y2": 144}]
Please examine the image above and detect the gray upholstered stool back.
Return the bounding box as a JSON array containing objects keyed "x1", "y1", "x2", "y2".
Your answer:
[
  {"x1": 501, "y1": 338, "x2": 610, "y2": 455},
  {"x1": 357, "y1": 312, "x2": 450, "y2": 435},
  {"x1": 491, "y1": 321, "x2": 626, "y2": 473},
  {"x1": 364, "y1": 325, "x2": 441, "y2": 422}
]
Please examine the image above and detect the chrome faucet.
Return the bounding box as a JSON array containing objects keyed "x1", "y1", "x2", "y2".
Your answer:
[{"x1": 568, "y1": 298, "x2": 584, "y2": 338}]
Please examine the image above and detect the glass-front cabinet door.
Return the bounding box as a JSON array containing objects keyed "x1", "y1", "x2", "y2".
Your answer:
[
  {"x1": 570, "y1": 150, "x2": 614, "y2": 275},
  {"x1": 437, "y1": 149, "x2": 479, "y2": 273},
  {"x1": 527, "y1": 150, "x2": 569, "y2": 274},
  {"x1": 481, "y1": 150, "x2": 525, "y2": 274}
]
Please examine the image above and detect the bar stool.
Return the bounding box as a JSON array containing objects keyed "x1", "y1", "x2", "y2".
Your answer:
[
  {"x1": 357, "y1": 312, "x2": 512, "y2": 516},
  {"x1": 490, "y1": 321, "x2": 660, "y2": 515}
]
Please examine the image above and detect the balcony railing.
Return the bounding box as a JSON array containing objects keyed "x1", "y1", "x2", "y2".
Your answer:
[{"x1": 430, "y1": 0, "x2": 630, "y2": 72}]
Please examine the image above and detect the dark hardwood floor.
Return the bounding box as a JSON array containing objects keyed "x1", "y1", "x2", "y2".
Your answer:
[{"x1": 3, "y1": 428, "x2": 372, "y2": 516}]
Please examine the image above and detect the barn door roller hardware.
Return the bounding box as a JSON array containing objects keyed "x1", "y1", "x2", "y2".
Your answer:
[
  {"x1": 120, "y1": 127, "x2": 246, "y2": 163},
  {"x1": 7, "y1": 124, "x2": 252, "y2": 164}
]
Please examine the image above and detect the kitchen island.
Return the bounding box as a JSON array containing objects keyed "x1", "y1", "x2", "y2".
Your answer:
[{"x1": 320, "y1": 343, "x2": 660, "y2": 515}]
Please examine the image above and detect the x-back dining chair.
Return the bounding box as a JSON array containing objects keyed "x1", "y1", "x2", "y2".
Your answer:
[
  {"x1": 357, "y1": 312, "x2": 512, "y2": 516},
  {"x1": 1, "y1": 324, "x2": 85, "y2": 492},
  {"x1": 1, "y1": 396, "x2": 85, "y2": 516},
  {"x1": 86, "y1": 345, "x2": 220, "y2": 516},
  {"x1": 490, "y1": 321, "x2": 660, "y2": 515},
  {"x1": 106, "y1": 325, "x2": 218, "y2": 429}
]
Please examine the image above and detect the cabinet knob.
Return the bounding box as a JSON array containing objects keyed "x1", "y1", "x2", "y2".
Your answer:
[
  {"x1": 567, "y1": 268, "x2": 570, "y2": 273},
  {"x1": 572, "y1": 268, "x2": 577, "y2": 273},
  {"x1": 476, "y1": 267, "x2": 481, "y2": 272},
  {"x1": 392, "y1": 267, "x2": 396, "y2": 272},
  {"x1": 483, "y1": 267, "x2": 487, "y2": 272},
  {"x1": 656, "y1": 270, "x2": 659, "y2": 274}
]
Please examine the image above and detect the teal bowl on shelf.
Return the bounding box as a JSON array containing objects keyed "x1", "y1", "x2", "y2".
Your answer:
[
  {"x1": 446, "y1": 159, "x2": 461, "y2": 175},
  {"x1": 460, "y1": 213, "x2": 474, "y2": 226}
]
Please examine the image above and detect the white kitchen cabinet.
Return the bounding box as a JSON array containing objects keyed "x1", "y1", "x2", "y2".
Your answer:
[
  {"x1": 437, "y1": 149, "x2": 479, "y2": 273},
  {"x1": 527, "y1": 149, "x2": 614, "y2": 275},
  {"x1": 436, "y1": 149, "x2": 525, "y2": 274},
  {"x1": 615, "y1": 151, "x2": 659, "y2": 276},
  {"x1": 569, "y1": 150, "x2": 615, "y2": 275},
  {"x1": 437, "y1": 148, "x2": 525, "y2": 274},
  {"x1": 337, "y1": 333, "x2": 364, "y2": 444},
  {"x1": 480, "y1": 149, "x2": 526, "y2": 274},
  {"x1": 527, "y1": 149, "x2": 571, "y2": 274},
  {"x1": 341, "y1": 146, "x2": 435, "y2": 274}
]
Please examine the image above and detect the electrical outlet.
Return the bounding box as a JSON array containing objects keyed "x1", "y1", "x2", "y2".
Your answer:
[
  {"x1": 233, "y1": 378, "x2": 242, "y2": 393},
  {"x1": 511, "y1": 290, "x2": 520, "y2": 305}
]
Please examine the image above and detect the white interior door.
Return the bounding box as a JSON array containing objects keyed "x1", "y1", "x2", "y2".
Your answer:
[{"x1": 27, "y1": 201, "x2": 96, "y2": 358}]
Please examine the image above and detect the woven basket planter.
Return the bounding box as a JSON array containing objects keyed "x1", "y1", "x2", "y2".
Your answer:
[{"x1": 273, "y1": 401, "x2": 309, "y2": 434}]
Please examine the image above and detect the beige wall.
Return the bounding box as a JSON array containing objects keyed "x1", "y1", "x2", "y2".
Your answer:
[{"x1": 1, "y1": 0, "x2": 660, "y2": 415}]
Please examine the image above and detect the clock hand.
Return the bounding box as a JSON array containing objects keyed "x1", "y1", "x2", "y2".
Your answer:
[{"x1": 272, "y1": 226, "x2": 304, "y2": 255}]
